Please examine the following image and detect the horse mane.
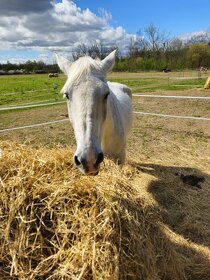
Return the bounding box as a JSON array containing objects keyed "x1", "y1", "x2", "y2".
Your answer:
[{"x1": 61, "y1": 56, "x2": 102, "y2": 94}]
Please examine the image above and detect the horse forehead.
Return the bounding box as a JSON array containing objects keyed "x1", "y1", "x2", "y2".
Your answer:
[{"x1": 74, "y1": 79, "x2": 107, "y2": 96}]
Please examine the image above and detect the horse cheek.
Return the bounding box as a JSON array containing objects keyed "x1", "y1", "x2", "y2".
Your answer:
[
  {"x1": 67, "y1": 101, "x2": 74, "y2": 125},
  {"x1": 102, "y1": 99, "x2": 108, "y2": 122},
  {"x1": 102, "y1": 107, "x2": 107, "y2": 122}
]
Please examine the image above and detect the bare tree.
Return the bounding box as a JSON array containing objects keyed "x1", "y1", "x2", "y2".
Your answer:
[
  {"x1": 144, "y1": 23, "x2": 170, "y2": 53},
  {"x1": 136, "y1": 29, "x2": 149, "y2": 53},
  {"x1": 72, "y1": 43, "x2": 117, "y2": 60},
  {"x1": 169, "y1": 38, "x2": 184, "y2": 51},
  {"x1": 186, "y1": 31, "x2": 210, "y2": 45},
  {"x1": 127, "y1": 37, "x2": 138, "y2": 58}
]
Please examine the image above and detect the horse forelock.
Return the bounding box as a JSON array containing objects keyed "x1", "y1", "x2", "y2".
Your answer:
[{"x1": 61, "y1": 56, "x2": 103, "y2": 94}]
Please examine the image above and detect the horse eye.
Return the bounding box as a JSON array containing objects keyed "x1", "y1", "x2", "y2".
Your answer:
[
  {"x1": 104, "y1": 92, "x2": 109, "y2": 100},
  {"x1": 64, "y1": 92, "x2": 69, "y2": 100}
]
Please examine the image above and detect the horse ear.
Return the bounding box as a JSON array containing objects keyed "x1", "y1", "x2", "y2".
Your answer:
[
  {"x1": 55, "y1": 53, "x2": 71, "y2": 75},
  {"x1": 101, "y1": 50, "x2": 116, "y2": 74}
]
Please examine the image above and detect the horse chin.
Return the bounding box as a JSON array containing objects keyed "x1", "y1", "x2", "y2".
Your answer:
[
  {"x1": 77, "y1": 166, "x2": 100, "y2": 176},
  {"x1": 89, "y1": 170, "x2": 99, "y2": 176}
]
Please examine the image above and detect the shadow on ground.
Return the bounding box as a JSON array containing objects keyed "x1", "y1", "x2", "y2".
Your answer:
[{"x1": 128, "y1": 161, "x2": 210, "y2": 279}]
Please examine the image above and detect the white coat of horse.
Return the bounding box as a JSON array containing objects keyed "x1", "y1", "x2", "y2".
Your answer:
[{"x1": 55, "y1": 50, "x2": 133, "y2": 175}]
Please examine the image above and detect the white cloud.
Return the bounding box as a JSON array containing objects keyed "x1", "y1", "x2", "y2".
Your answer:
[
  {"x1": 179, "y1": 30, "x2": 209, "y2": 41},
  {"x1": 0, "y1": 0, "x2": 135, "y2": 60},
  {"x1": 52, "y1": 0, "x2": 106, "y2": 28}
]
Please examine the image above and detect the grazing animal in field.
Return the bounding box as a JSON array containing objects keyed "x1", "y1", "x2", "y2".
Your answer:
[
  {"x1": 55, "y1": 50, "x2": 133, "y2": 175},
  {"x1": 161, "y1": 68, "x2": 171, "y2": 73},
  {"x1": 48, "y1": 73, "x2": 59, "y2": 77},
  {"x1": 200, "y1": 66, "x2": 208, "y2": 73}
]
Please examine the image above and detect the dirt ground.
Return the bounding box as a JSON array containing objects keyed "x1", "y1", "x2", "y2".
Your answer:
[{"x1": 1, "y1": 87, "x2": 210, "y2": 279}]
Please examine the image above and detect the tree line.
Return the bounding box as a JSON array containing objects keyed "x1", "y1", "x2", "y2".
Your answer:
[
  {"x1": 0, "y1": 60, "x2": 59, "y2": 75},
  {"x1": 116, "y1": 24, "x2": 210, "y2": 71},
  {"x1": 1, "y1": 24, "x2": 210, "y2": 74},
  {"x1": 73, "y1": 24, "x2": 210, "y2": 72}
]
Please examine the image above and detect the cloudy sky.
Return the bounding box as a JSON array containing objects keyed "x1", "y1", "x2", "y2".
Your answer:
[{"x1": 0, "y1": 0, "x2": 209, "y2": 63}]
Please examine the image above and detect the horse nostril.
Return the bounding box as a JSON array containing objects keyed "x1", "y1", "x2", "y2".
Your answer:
[
  {"x1": 74, "y1": 155, "x2": 81, "y2": 166},
  {"x1": 96, "y1": 152, "x2": 104, "y2": 165}
]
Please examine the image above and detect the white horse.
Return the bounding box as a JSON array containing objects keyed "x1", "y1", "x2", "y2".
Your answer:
[
  {"x1": 55, "y1": 50, "x2": 133, "y2": 175},
  {"x1": 48, "y1": 73, "x2": 59, "y2": 77}
]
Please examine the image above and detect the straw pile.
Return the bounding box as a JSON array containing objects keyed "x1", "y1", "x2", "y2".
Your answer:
[{"x1": 0, "y1": 141, "x2": 210, "y2": 279}]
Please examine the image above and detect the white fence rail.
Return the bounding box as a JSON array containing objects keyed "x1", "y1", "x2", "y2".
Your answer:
[
  {"x1": 133, "y1": 111, "x2": 210, "y2": 121},
  {"x1": 1, "y1": 93, "x2": 210, "y2": 133},
  {"x1": 0, "y1": 101, "x2": 65, "y2": 111},
  {"x1": 133, "y1": 94, "x2": 210, "y2": 99},
  {"x1": 1, "y1": 111, "x2": 210, "y2": 133},
  {"x1": 1, "y1": 94, "x2": 210, "y2": 111},
  {"x1": 1, "y1": 88, "x2": 54, "y2": 96},
  {"x1": 0, "y1": 119, "x2": 68, "y2": 132}
]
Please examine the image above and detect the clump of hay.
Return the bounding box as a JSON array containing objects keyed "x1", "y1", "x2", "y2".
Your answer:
[{"x1": 0, "y1": 142, "x2": 210, "y2": 279}]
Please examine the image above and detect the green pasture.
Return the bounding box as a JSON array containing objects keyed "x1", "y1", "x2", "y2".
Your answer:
[
  {"x1": 109, "y1": 76, "x2": 206, "y2": 92},
  {"x1": 0, "y1": 72, "x2": 207, "y2": 110},
  {"x1": 0, "y1": 75, "x2": 65, "y2": 107}
]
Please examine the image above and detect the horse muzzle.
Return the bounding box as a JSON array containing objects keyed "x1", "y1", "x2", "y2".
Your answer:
[{"x1": 74, "y1": 152, "x2": 104, "y2": 175}]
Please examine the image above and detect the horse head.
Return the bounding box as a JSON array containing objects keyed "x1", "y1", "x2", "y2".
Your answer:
[{"x1": 55, "y1": 50, "x2": 116, "y2": 175}]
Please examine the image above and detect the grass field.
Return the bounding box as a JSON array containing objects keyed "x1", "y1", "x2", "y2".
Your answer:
[
  {"x1": 0, "y1": 71, "x2": 208, "y2": 107},
  {"x1": 0, "y1": 72, "x2": 210, "y2": 279},
  {"x1": 0, "y1": 74, "x2": 64, "y2": 107}
]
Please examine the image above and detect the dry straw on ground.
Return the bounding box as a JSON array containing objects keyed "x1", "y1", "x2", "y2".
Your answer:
[{"x1": 0, "y1": 141, "x2": 210, "y2": 279}]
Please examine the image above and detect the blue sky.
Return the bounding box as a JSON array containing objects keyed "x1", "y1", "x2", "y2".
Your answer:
[
  {"x1": 74, "y1": 0, "x2": 210, "y2": 36},
  {"x1": 0, "y1": 0, "x2": 209, "y2": 63}
]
